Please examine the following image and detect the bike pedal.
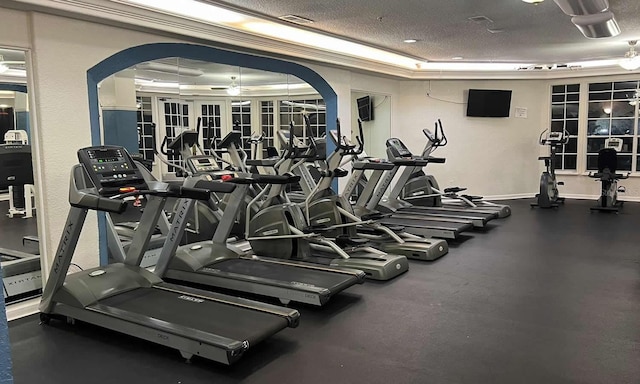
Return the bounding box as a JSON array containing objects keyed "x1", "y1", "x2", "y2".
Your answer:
[{"x1": 557, "y1": 182, "x2": 564, "y2": 186}]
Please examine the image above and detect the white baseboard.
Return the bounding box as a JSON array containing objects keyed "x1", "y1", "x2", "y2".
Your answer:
[
  {"x1": 6, "y1": 298, "x2": 39, "y2": 321},
  {"x1": 484, "y1": 193, "x2": 640, "y2": 203}
]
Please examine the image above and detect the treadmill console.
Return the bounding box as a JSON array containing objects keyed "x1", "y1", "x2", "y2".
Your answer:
[
  {"x1": 386, "y1": 138, "x2": 413, "y2": 158},
  {"x1": 186, "y1": 155, "x2": 234, "y2": 178},
  {"x1": 422, "y1": 129, "x2": 436, "y2": 143},
  {"x1": 77, "y1": 146, "x2": 148, "y2": 196}
]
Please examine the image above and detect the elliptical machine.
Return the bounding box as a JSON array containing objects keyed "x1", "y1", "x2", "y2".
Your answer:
[
  {"x1": 531, "y1": 129, "x2": 568, "y2": 209},
  {"x1": 589, "y1": 138, "x2": 629, "y2": 213}
]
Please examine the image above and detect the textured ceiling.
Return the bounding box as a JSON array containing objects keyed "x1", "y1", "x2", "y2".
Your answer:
[{"x1": 212, "y1": 0, "x2": 640, "y2": 64}]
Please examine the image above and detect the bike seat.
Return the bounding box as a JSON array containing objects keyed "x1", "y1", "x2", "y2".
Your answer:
[{"x1": 538, "y1": 156, "x2": 551, "y2": 161}]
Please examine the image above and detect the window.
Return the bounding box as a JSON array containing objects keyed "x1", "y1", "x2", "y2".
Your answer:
[
  {"x1": 260, "y1": 101, "x2": 276, "y2": 155},
  {"x1": 136, "y1": 96, "x2": 154, "y2": 162},
  {"x1": 586, "y1": 81, "x2": 639, "y2": 171},
  {"x1": 200, "y1": 103, "x2": 222, "y2": 159},
  {"x1": 231, "y1": 100, "x2": 253, "y2": 158},
  {"x1": 162, "y1": 100, "x2": 190, "y2": 172},
  {"x1": 550, "y1": 84, "x2": 580, "y2": 170},
  {"x1": 278, "y1": 99, "x2": 326, "y2": 139}
]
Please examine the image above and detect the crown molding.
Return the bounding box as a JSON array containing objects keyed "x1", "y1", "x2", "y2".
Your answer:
[{"x1": 4, "y1": 0, "x2": 639, "y2": 80}]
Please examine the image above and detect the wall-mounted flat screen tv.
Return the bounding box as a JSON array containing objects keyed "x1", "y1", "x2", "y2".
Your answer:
[
  {"x1": 357, "y1": 96, "x2": 374, "y2": 121},
  {"x1": 466, "y1": 89, "x2": 512, "y2": 118}
]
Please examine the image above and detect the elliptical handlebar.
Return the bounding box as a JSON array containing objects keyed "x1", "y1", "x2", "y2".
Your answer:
[
  {"x1": 334, "y1": 118, "x2": 358, "y2": 154},
  {"x1": 434, "y1": 119, "x2": 448, "y2": 147}
]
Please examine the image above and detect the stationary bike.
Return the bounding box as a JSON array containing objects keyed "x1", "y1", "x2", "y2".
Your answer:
[
  {"x1": 531, "y1": 129, "x2": 568, "y2": 209},
  {"x1": 589, "y1": 138, "x2": 629, "y2": 213}
]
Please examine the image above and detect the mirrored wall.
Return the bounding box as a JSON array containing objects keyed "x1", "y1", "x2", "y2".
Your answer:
[
  {"x1": 98, "y1": 58, "x2": 326, "y2": 182},
  {"x1": 0, "y1": 48, "x2": 42, "y2": 307},
  {"x1": 97, "y1": 57, "x2": 327, "y2": 267}
]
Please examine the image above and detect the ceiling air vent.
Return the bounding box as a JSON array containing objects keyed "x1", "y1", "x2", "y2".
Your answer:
[
  {"x1": 278, "y1": 15, "x2": 314, "y2": 25},
  {"x1": 468, "y1": 16, "x2": 493, "y2": 23}
]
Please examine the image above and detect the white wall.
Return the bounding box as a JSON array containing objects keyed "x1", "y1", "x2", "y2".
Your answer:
[
  {"x1": 351, "y1": 91, "x2": 391, "y2": 158},
  {"x1": 28, "y1": 12, "x2": 180, "y2": 272},
  {"x1": 0, "y1": 8, "x2": 29, "y2": 49},
  {"x1": 394, "y1": 79, "x2": 547, "y2": 198}
]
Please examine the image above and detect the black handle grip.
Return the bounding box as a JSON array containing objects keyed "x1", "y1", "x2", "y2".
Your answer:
[
  {"x1": 193, "y1": 180, "x2": 236, "y2": 194},
  {"x1": 168, "y1": 184, "x2": 211, "y2": 200},
  {"x1": 71, "y1": 195, "x2": 127, "y2": 214},
  {"x1": 253, "y1": 173, "x2": 301, "y2": 185},
  {"x1": 427, "y1": 157, "x2": 446, "y2": 164}
]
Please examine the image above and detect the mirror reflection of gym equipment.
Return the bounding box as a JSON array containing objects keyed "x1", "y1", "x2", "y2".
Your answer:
[
  {"x1": 0, "y1": 48, "x2": 42, "y2": 307},
  {"x1": 98, "y1": 58, "x2": 329, "y2": 269}
]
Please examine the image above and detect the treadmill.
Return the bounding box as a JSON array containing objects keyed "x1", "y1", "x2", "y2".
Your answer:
[
  {"x1": 148, "y1": 159, "x2": 366, "y2": 306},
  {"x1": 40, "y1": 145, "x2": 299, "y2": 365},
  {"x1": 383, "y1": 137, "x2": 499, "y2": 228},
  {"x1": 1, "y1": 247, "x2": 42, "y2": 303}
]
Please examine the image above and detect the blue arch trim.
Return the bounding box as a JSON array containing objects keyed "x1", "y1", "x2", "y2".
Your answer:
[
  {"x1": 0, "y1": 83, "x2": 27, "y2": 93},
  {"x1": 86, "y1": 43, "x2": 338, "y2": 265}
]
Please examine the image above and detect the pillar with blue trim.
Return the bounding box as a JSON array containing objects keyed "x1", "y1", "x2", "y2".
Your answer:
[{"x1": 99, "y1": 74, "x2": 139, "y2": 153}]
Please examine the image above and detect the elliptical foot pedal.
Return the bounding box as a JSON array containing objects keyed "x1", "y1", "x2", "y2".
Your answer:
[
  {"x1": 557, "y1": 182, "x2": 565, "y2": 186},
  {"x1": 334, "y1": 235, "x2": 369, "y2": 247},
  {"x1": 618, "y1": 186, "x2": 626, "y2": 193},
  {"x1": 361, "y1": 212, "x2": 391, "y2": 221},
  {"x1": 444, "y1": 187, "x2": 466, "y2": 193},
  {"x1": 303, "y1": 225, "x2": 329, "y2": 233},
  {"x1": 462, "y1": 194, "x2": 483, "y2": 201}
]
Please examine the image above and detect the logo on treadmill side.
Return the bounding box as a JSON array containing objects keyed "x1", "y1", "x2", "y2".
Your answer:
[{"x1": 178, "y1": 295, "x2": 204, "y2": 303}]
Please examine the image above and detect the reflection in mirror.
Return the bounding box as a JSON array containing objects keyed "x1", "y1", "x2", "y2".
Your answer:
[
  {"x1": 0, "y1": 48, "x2": 42, "y2": 307},
  {"x1": 97, "y1": 57, "x2": 325, "y2": 268}
]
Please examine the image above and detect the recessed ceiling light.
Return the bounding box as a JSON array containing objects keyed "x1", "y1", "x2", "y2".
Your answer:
[
  {"x1": 522, "y1": 0, "x2": 544, "y2": 3},
  {"x1": 403, "y1": 39, "x2": 418, "y2": 43},
  {"x1": 451, "y1": 57, "x2": 463, "y2": 60}
]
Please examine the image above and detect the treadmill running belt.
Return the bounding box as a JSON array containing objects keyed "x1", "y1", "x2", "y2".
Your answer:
[
  {"x1": 99, "y1": 287, "x2": 288, "y2": 345},
  {"x1": 208, "y1": 259, "x2": 357, "y2": 291}
]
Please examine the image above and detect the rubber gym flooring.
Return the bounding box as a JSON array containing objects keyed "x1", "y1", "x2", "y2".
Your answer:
[{"x1": 7, "y1": 199, "x2": 640, "y2": 384}]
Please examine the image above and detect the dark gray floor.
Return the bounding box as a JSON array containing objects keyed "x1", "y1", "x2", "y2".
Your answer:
[{"x1": 8, "y1": 199, "x2": 640, "y2": 384}]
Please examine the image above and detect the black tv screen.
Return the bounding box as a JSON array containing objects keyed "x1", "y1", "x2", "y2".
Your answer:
[
  {"x1": 466, "y1": 89, "x2": 512, "y2": 118},
  {"x1": 357, "y1": 96, "x2": 374, "y2": 121}
]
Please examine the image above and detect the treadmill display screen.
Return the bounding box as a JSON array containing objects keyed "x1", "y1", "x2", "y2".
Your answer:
[{"x1": 93, "y1": 149, "x2": 121, "y2": 161}]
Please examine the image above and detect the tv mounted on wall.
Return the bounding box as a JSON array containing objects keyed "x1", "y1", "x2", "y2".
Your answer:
[
  {"x1": 466, "y1": 89, "x2": 512, "y2": 118},
  {"x1": 357, "y1": 96, "x2": 374, "y2": 121}
]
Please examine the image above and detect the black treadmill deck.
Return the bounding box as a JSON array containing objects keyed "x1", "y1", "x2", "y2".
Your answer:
[
  {"x1": 98, "y1": 286, "x2": 289, "y2": 346},
  {"x1": 203, "y1": 258, "x2": 361, "y2": 292}
]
